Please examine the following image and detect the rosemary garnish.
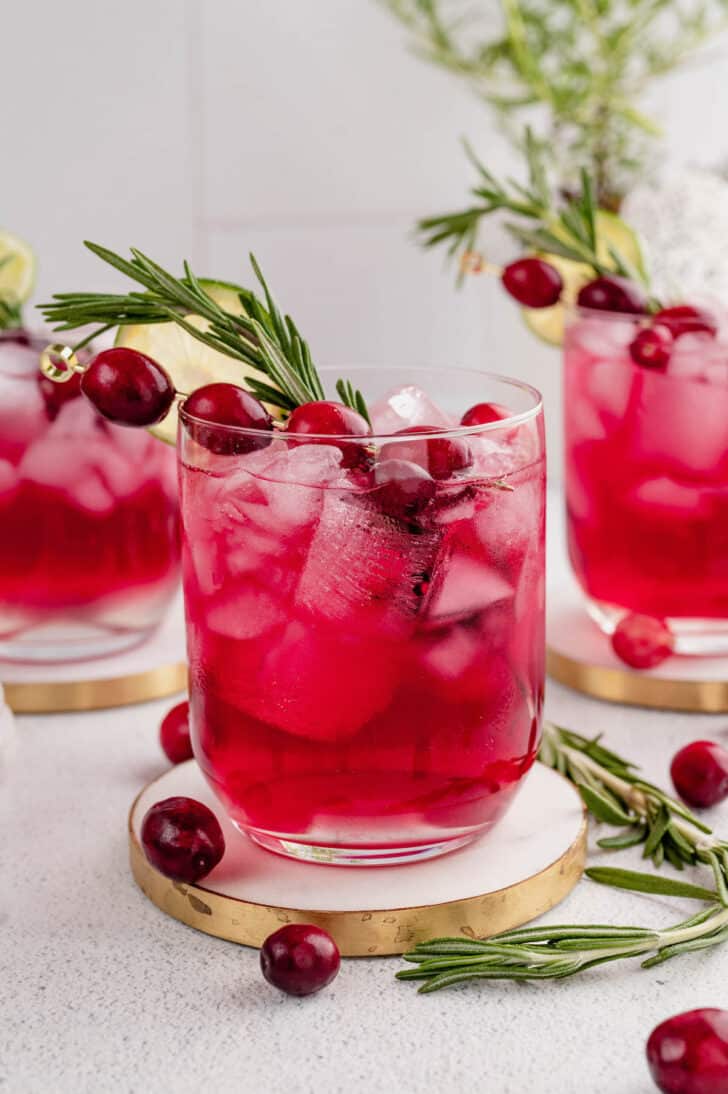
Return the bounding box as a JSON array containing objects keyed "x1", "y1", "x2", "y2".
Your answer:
[
  {"x1": 418, "y1": 129, "x2": 648, "y2": 287},
  {"x1": 40, "y1": 244, "x2": 370, "y2": 420},
  {"x1": 397, "y1": 721, "x2": 728, "y2": 993}
]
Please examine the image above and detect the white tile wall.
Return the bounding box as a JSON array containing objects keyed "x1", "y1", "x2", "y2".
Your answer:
[{"x1": 4, "y1": 2, "x2": 728, "y2": 478}]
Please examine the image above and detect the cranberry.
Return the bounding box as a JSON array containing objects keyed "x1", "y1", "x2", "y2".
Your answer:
[
  {"x1": 183, "y1": 383, "x2": 273, "y2": 455},
  {"x1": 577, "y1": 275, "x2": 647, "y2": 315},
  {"x1": 260, "y1": 924, "x2": 340, "y2": 997},
  {"x1": 38, "y1": 370, "x2": 83, "y2": 419},
  {"x1": 501, "y1": 258, "x2": 563, "y2": 309},
  {"x1": 140, "y1": 796, "x2": 225, "y2": 883},
  {"x1": 286, "y1": 400, "x2": 371, "y2": 468},
  {"x1": 653, "y1": 305, "x2": 718, "y2": 340},
  {"x1": 159, "y1": 700, "x2": 193, "y2": 765},
  {"x1": 670, "y1": 741, "x2": 728, "y2": 808},
  {"x1": 81, "y1": 347, "x2": 175, "y2": 427},
  {"x1": 381, "y1": 425, "x2": 472, "y2": 480},
  {"x1": 629, "y1": 325, "x2": 673, "y2": 371},
  {"x1": 373, "y1": 458, "x2": 436, "y2": 518},
  {"x1": 460, "y1": 402, "x2": 510, "y2": 427},
  {"x1": 611, "y1": 614, "x2": 673, "y2": 669},
  {"x1": 647, "y1": 1009, "x2": 728, "y2": 1094}
]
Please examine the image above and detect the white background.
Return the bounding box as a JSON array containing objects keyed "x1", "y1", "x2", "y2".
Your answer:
[{"x1": 4, "y1": 0, "x2": 728, "y2": 472}]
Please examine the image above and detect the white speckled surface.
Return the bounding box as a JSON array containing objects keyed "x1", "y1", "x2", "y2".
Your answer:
[{"x1": 3, "y1": 502, "x2": 728, "y2": 1094}]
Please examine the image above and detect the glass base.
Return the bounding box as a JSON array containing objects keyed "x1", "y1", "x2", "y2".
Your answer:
[
  {"x1": 586, "y1": 597, "x2": 728, "y2": 657},
  {"x1": 0, "y1": 622, "x2": 151, "y2": 665},
  {"x1": 245, "y1": 828, "x2": 480, "y2": 866}
]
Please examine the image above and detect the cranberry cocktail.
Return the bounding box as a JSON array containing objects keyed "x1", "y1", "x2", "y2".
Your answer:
[
  {"x1": 180, "y1": 368, "x2": 545, "y2": 864},
  {"x1": 564, "y1": 304, "x2": 728, "y2": 653},
  {"x1": 0, "y1": 332, "x2": 179, "y2": 662}
]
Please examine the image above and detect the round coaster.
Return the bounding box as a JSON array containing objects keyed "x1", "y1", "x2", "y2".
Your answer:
[
  {"x1": 129, "y1": 762, "x2": 586, "y2": 957},
  {"x1": 547, "y1": 562, "x2": 728, "y2": 712},
  {"x1": 2, "y1": 597, "x2": 187, "y2": 714}
]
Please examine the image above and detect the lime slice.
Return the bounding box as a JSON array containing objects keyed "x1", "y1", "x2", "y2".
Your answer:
[
  {"x1": 115, "y1": 279, "x2": 270, "y2": 445},
  {"x1": 0, "y1": 229, "x2": 36, "y2": 306},
  {"x1": 521, "y1": 212, "x2": 647, "y2": 346}
]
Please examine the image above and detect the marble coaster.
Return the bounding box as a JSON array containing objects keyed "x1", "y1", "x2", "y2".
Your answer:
[{"x1": 129, "y1": 761, "x2": 586, "y2": 957}]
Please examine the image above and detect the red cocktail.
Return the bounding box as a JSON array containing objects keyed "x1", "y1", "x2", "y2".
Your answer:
[
  {"x1": 181, "y1": 368, "x2": 545, "y2": 864},
  {"x1": 0, "y1": 332, "x2": 180, "y2": 661},
  {"x1": 564, "y1": 308, "x2": 728, "y2": 652}
]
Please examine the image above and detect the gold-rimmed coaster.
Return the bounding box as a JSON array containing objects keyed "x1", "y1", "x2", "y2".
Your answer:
[
  {"x1": 547, "y1": 571, "x2": 728, "y2": 712},
  {"x1": 1, "y1": 598, "x2": 187, "y2": 713},
  {"x1": 129, "y1": 762, "x2": 586, "y2": 958}
]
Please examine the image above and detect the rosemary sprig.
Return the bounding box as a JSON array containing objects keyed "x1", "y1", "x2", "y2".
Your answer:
[
  {"x1": 418, "y1": 128, "x2": 647, "y2": 286},
  {"x1": 398, "y1": 875, "x2": 728, "y2": 993},
  {"x1": 539, "y1": 722, "x2": 728, "y2": 900},
  {"x1": 40, "y1": 244, "x2": 368, "y2": 419}
]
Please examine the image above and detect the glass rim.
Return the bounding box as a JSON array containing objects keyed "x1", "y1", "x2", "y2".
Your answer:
[{"x1": 179, "y1": 365, "x2": 544, "y2": 444}]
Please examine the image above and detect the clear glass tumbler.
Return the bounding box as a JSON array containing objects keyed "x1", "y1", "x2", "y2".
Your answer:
[
  {"x1": 564, "y1": 307, "x2": 728, "y2": 653},
  {"x1": 0, "y1": 331, "x2": 181, "y2": 662},
  {"x1": 180, "y1": 366, "x2": 545, "y2": 865}
]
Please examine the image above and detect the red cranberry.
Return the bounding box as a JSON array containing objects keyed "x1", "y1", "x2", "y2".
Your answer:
[
  {"x1": 381, "y1": 425, "x2": 472, "y2": 480},
  {"x1": 260, "y1": 924, "x2": 341, "y2": 997},
  {"x1": 501, "y1": 258, "x2": 563, "y2": 309},
  {"x1": 81, "y1": 347, "x2": 176, "y2": 427},
  {"x1": 647, "y1": 1009, "x2": 728, "y2": 1094},
  {"x1": 670, "y1": 741, "x2": 728, "y2": 808},
  {"x1": 630, "y1": 325, "x2": 673, "y2": 371},
  {"x1": 286, "y1": 400, "x2": 371, "y2": 468},
  {"x1": 460, "y1": 402, "x2": 510, "y2": 427},
  {"x1": 653, "y1": 305, "x2": 718, "y2": 340},
  {"x1": 159, "y1": 700, "x2": 193, "y2": 765},
  {"x1": 373, "y1": 458, "x2": 436, "y2": 518},
  {"x1": 577, "y1": 275, "x2": 647, "y2": 315},
  {"x1": 183, "y1": 383, "x2": 273, "y2": 455},
  {"x1": 38, "y1": 371, "x2": 83, "y2": 419},
  {"x1": 140, "y1": 796, "x2": 225, "y2": 883},
  {"x1": 611, "y1": 614, "x2": 673, "y2": 669}
]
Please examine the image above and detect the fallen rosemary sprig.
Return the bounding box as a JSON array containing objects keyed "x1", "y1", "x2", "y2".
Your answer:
[
  {"x1": 40, "y1": 244, "x2": 370, "y2": 422},
  {"x1": 397, "y1": 721, "x2": 728, "y2": 993},
  {"x1": 418, "y1": 128, "x2": 647, "y2": 287},
  {"x1": 539, "y1": 722, "x2": 728, "y2": 901},
  {"x1": 398, "y1": 872, "x2": 728, "y2": 993}
]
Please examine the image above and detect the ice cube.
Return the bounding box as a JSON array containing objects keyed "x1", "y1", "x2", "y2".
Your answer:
[
  {"x1": 626, "y1": 476, "x2": 711, "y2": 518},
  {"x1": 0, "y1": 372, "x2": 47, "y2": 460},
  {"x1": 630, "y1": 371, "x2": 728, "y2": 477},
  {"x1": 0, "y1": 341, "x2": 42, "y2": 379},
  {"x1": 424, "y1": 553, "x2": 513, "y2": 625},
  {"x1": 370, "y1": 384, "x2": 454, "y2": 435},
  {"x1": 224, "y1": 618, "x2": 402, "y2": 742},
  {"x1": 668, "y1": 333, "x2": 715, "y2": 383},
  {"x1": 297, "y1": 491, "x2": 442, "y2": 636},
  {"x1": 570, "y1": 315, "x2": 635, "y2": 358},
  {"x1": 205, "y1": 584, "x2": 288, "y2": 640},
  {"x1": 19, "y1": 436, "x2": 116, "y2": 515}
]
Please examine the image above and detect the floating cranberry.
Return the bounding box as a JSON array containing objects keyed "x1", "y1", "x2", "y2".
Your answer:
[
  {"x1": 381, "y1": 425, "x2": 472, "y2": 480},
  {"x1": 460, "y1": 402, "x2": 510, "y2": 427},
  {"x1": 373, "y1": 458, "x2": 436, "y2": 518},
  {"x1": 629, "y1": 325, "x2": 673, "y2": 371},
  {"x1": 38, "y1": 370, "x2": 83, "y2": 419},
  {"x1": 159, "y1": 700, "x2": 193, "y2": 765},
  {"x1": 647, "y1": 1009, "x2": 728, "y2": 1094},
  {"x1": 577, "y1": 275, "x2": 647, "y2": 315},
  {"x1": 501, "y1": 258, "x2": 563, "y2": 309},
  {"x1": 286, "y1": 400, "x2": 371, "y2": 468},
  {"x1": 183, "y1": 383, "x2": 273, "y2": 455},
  {"x1": 140, "y1": 796, "x2": 225, "y2": 883},
  {"x1": 653, "y1": 305, "x2": 718, "y2": 340},
  {"x1": 81, "y1": 347, "x2": 175, "y2": 427},
  {"x1": 260, "y1": 924, "x2": 341, "y2": 997},
  {"x1": 670, "y1": 741, "x2": 728, "y2": 808},
  {"x1": 611, "y1": 614, "x2": 673, "y2": 669}
]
